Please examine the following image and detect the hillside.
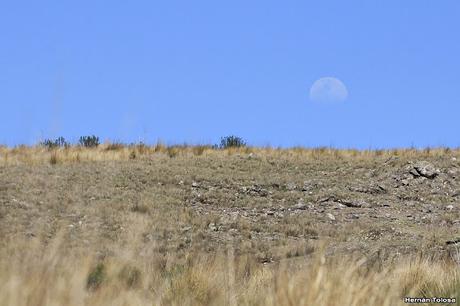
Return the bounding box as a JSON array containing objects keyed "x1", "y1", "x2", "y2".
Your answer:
[{"x1": 0, "y1": 146, "x2": 459, "y2": 305}]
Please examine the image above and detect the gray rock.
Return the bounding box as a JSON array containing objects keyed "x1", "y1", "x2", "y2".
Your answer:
[
  {"x1": 413, "y1": 161, "x2": 439, "y2": 179},
  {"x1": 326, "y1": 213, "x2": 336, "y2": 221},
  {"x1": 302, "y1": 180, "x2": 321, "y2": 191},
  {"x1": 446, "y1": 237, "x2": 460, "y2": 245},
  {"x1": 286, "y1": 182, "x2": 297, "y2": 191},
  {"x1": 208, "y1": 223, "x2": 218, "y2": 231},
  {"x1": 409, "y1": 168, "x2": 420, "y2": 177},
  {"x1": 293, "y1": 202, "x2": 308, "y2": 210},
  {"x1": 401, "y1": 179, "x2": 411, "y2": 186}
]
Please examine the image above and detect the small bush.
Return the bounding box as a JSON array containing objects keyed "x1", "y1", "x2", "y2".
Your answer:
[
  {"x1": 219, "y1": 135, "x2": 246, "y2": 149},
  {"x1": 49, "y1": 152, "x2": 59, "y2": 165},
  {"x1": 129, "y1": 150, "x2": 137, "y2": 160},
  {"x1": 105, "y1": 142, "x2": 125, "y2": 151},
  {"x1": 136, "y1": 142, "x2": 148, "y2": 154},
  {"x1": 118, "y1": 265, "x2": 142, "y2": 289},
  {"x1": 40, "y1": 137, "x2": 70, "y2": 149},
  {"x1": 192, "y1": 145, "x2": 210, "y2": 156},
  {"x1": 87, "y1": 263, "x2": 106, "y2": 291},
  {"x1": 79, "y1": 135, "x2": 99, "y2": 148},
  {"x1": 167, "y1": 147, "x2": 179, "y2": 158},
  {"x1": 131, "y1": 202, "x2": 149, "y2": 213}
]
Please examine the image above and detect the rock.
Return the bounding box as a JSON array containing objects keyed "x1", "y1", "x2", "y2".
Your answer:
[
  {"x1": 401, "y1": 179, "x2": 411, "y2": 186},
  {"x1": 350, "y1": 184, "x2": 388, "y2": 194},
  {"x1": 409, "y1": 168, "x2": 420, "y2": 178},
  {"x1": 208, "y1": 223, "x2": 218, "y2": 231},
  {"x1": 448, "y1": 246, "x2": 460, "y2": 264},
  {"x1": 349, "y1": 213, "x2": 359, "y2": 219},
  {"x1": 412, "y1": 161, "x2": 439, "y2": 179},
  {"x1": 191, "y1": 182, "x2": 199, "y2": 188},
  {"x1": 293, "y1": 202, "x2": 308, "y2": 210},
  {"x1": 446, "y1": 205, "x2": 454, "y2": 211},
  {"x1": 337, "y1": 199, "x2": 369, "y2": 208},
  {"x1": 318, "y1": 196, "x2": 336, "y2": 203},
  {"x1": 326, "y1": 213, "x2": 336, "y2": 221},
  {"x1": 302, "y1": 180, "x2": 321, "y2": 191},
  {"x1": 446, "y1": 238, "x2": 460, "y2": 245},
  {"x1": 243, "y1": 185, "x2": 269, "y2": 197}
]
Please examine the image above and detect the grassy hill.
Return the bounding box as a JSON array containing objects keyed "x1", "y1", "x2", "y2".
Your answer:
[{"x1": 0, "y1": 145, "x2": 459, "y2": 305}]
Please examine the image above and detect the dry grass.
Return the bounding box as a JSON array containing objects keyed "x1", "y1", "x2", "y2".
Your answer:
[
  {"x1": 0, "y1": 236, "x2": 458, "y2": 306},
  {"x1": 0, "y1": 144, "x2": 458, "y2": 166},
  {"x1": 1, "y1": 144, "x2": 459, "y2": 305}
]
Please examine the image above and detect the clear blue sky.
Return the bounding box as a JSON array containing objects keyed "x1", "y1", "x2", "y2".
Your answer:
[{"x1": 1, "y1": 1, "x2": 459, "y2": 148}]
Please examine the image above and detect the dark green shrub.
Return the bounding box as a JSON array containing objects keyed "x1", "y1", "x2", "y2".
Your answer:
[
  {"x1": 40, "y1": 137, "x2": 70, "y2": 149},
  {"x1": 86, "y1": 263, "x2": 106, "y2": 290},
  {"x1": 219, "y1": 135, "x2": 246, "y2": 149},
  {"x1": 79, "y1": 135, "x2": 99, "y2": 148}
]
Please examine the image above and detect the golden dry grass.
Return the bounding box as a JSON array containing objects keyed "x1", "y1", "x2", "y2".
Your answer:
[
  {"x1": 0, "y1": 236, "x2": 458, "y2": 306},
  {"x1": 1, "y1": 144, "x2": 459, "y2": 305},
  {"x1": 0, "y1": 144, "x2": 458, "y2": 166}
]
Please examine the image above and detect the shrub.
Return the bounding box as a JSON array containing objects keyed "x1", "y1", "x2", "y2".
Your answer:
[
  {"x1": 129, "y1": 150, "x2": 137, "y2": 160},
  {"x1": 136, "y1": 142, "x2": 147, "y2": 154},
  {"x1": 219, "y1": 135, "x2": 246, "y2": 149},
  {"x1": 79, "y1": 135, "x2": 99, "y2": 148},
  {"x1": 118, "y1": 265, "x2": 142, "y2": 289},
  {"x1": 86, "y1": 263, "x2": 106, "y2": 290},
  {"x1": 49, "y1": 152, "x2": 59, "y2": 165},
  {"x1": 105, "y1": 142, "x2": 125, "y2": 151},
  {"x1": 167, "y1": 146, "x2": 179, "y2": 158},
  {"x1": 192, "y1": 145, "x2": 211, "y2": 156},
  {"x1": 40, "y1": 137, "x2": 70, "y2": 149}
]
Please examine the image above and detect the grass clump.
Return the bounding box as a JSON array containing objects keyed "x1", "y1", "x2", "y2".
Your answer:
[
  {"x1": 219, "y1": 135, "x2": 246, "y2": 149},
  {"x1": 40, "y1": 137, "x2": 70, "y2": 150},
  {"x1": 105, "y1": 142, "x2": 125, "y2": 151},
  {"x1": 49, "y1": 151, "x2": 59, "y2": 165},
  {"x1": 118, "y1": 265, "x2": 142, "y2": 289},
  {"x1": 79, "y1": 135, "x2": 100, "y2": 148},
  {"x1": 86, "y1": 262, "x2": 106, "y2": 290}
]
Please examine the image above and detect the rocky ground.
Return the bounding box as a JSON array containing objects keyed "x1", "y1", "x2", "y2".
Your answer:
[{"x1": 1, "y1": 150, "x2": 459, "y2": 265}]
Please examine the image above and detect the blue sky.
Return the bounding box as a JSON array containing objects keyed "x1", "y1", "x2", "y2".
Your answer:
[{"x1": 1, "y1": 1, "x2": 459, "y2": 148}]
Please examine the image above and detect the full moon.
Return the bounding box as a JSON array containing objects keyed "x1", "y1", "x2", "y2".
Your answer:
[{"x1": 309, "y1": 77, "x2": 348, "y2": 104}]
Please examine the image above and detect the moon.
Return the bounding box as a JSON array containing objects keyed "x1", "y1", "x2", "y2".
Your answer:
[{"x1": 309, "y1": 77, "x2": 348, "y2": 104}]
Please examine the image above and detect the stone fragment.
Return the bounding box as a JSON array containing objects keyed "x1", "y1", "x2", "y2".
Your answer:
[
  {"x1": 326, "y1": 213, "x2": 336, "y2": 221},
  {"x1": 413, "y1": 161, "x2": 439, "y2": 179}
]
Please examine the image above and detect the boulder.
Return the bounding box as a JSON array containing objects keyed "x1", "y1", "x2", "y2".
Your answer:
[{"x1": 412, "y1": 161, "x2": 439, "y2": 179}]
